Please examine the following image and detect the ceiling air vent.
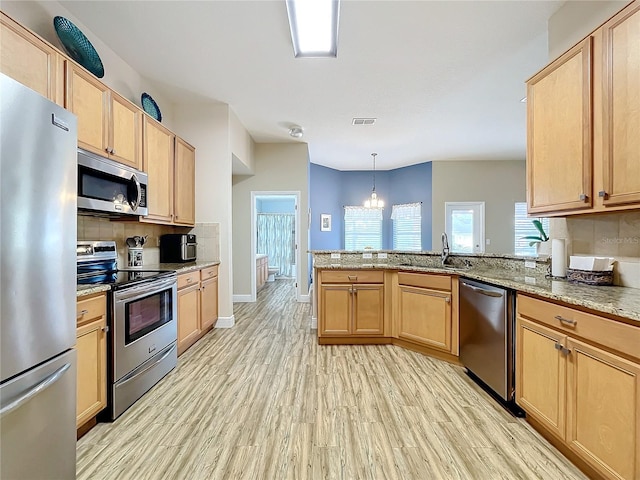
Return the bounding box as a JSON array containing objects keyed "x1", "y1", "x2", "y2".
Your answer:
[{"x1": 352, "y1": 118, "x2": 376, "y2": 125}]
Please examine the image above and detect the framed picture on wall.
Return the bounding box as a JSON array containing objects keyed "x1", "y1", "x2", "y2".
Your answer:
[{"x1": 321, "y1": 214, "x2": 331, "y2": 231}]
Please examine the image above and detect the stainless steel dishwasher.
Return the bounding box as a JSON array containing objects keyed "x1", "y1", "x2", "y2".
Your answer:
[{"x1": 459, "y1": 279, "x2": 518, "y2": 410}]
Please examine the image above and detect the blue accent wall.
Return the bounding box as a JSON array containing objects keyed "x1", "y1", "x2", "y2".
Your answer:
[{"x1": 309, "y1": 161, "x2": 433, "y2": 251}]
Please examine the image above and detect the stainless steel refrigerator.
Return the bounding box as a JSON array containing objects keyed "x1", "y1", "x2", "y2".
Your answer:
[{"x1": 0, "y1": 74, "x2": 78, "y2": 479}]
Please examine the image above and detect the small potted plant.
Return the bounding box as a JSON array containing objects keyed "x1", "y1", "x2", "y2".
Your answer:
[{"x1": 521, "y1": 220, "x2": 550, "y2": 256}]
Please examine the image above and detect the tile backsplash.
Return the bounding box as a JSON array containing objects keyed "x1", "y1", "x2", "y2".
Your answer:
[
  {"x1": 550, "y1": 212, "x2": 640, "y2": 289},
  {"x1": 77, "y1": 216, "x2": 220, "y2": 267}
]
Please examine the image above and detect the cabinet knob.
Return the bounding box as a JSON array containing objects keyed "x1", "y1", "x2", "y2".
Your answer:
[
  {"x1": 598, "y1": 190, "x2": 608, "y2": 198},
  {"x1": 111, "y1": 148, "x2": 116, "y2": 155},
  {"x1": 579, "y1": 194, "x2": 588, "y2": 201},
  {"x1": 101, "y1": 326, "x2": 109, "y2": 333},
  {"x1": 445, "y1": 297, "x2": 451, "y2": 303}
]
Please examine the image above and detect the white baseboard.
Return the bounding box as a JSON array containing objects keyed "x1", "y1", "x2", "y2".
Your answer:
[
  {"x1": 298, "y1": 294, "x2": 310, "y2": 303},
  {"x1": 215, "y1": 315, "x2": 235, "y2": 328},
  {"x1": 311, "y1": 315, "x2": 317, "y2": 329},
  {"x1": 233, "y1": 294, "x2": 253, "y2": 303}
]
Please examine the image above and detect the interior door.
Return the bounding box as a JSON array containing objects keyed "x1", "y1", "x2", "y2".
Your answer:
[{"x1": 445, "y1": 202, "x2": 485, "y2": 253}]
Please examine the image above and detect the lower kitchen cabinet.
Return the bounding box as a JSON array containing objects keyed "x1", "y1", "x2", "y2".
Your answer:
[
  {"x1": 517, "y1": 294, "x2": 640, "y2": 480},
  {"x1": 318, "y1": 270, "x2": 385, "y2": 338},
  {"x1": 76, "y1": 293, "x2": 107, "y2": 430},
  {"x1": 396, "y1": 272, "x2": 453, "y2": 353},
  {"x1": 177, "y1": 265, "x2": 219, "y2": 355}
]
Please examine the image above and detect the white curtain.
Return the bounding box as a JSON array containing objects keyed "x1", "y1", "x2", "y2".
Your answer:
[{"x1": 257, "y1": 213, "x2": 295, "y2": 277}]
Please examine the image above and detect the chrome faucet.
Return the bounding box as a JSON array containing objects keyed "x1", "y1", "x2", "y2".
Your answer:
[{"x1": 441, "y1": 232, "x2": 450, "y2": 266}]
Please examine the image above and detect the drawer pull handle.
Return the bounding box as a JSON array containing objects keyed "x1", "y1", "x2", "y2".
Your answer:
[
  {"x1": 186, "y1": 278, "x2": 193, "y2": 283},
  {"x1": 77, "y1": 309, "x2": 89, "y2": 318},
  {"x1": 348, "y1": 275, "x2": 357, "y2": 281},
  {"x1": 554, "y1": 315, "x2": 576, "y2": 326},
  {"x1": 554, "y1": 342, "x2": 571, "y2": 355}
]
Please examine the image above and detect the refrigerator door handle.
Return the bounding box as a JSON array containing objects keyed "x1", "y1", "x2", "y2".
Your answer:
[{"x1": 0, "y1": 363, "x2": 71, "y2": 418}]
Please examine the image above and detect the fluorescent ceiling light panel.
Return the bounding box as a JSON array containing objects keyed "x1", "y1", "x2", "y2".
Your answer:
[{"x1": 286, "y1": 0, "x2": 340, "y2": 57}]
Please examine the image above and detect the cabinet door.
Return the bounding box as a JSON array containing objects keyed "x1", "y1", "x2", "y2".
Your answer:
[
  {"x1": 110, "y1": 91, "x2": 141, "y2": 170},
  {"x1": 76, "y1": 317, "x2": 107, "y2": 427},
  {"x1": 66, "y1": 64, "x2": 109, "y2": 156},
  {"x1": 174, "y1": 137, "x2": 196, "y2": 226},
  {"x1": 177, "y1": 283, "x2": 201, "y2": 355},
  {"x1": 516, "y1": 317, "x2": 567, "y2": 439},
  {"x1": 527, "y1": 38, "x2": 593, "y2": 214},
  {"x1": 0, "y1": 13, "x2": 64, "y2": 105},
  {"x1": 601, "y1": 2, "x2": 640, "y2": 206},
  {"x1": 397, "y1": 285, "x2": 452, "y2": 351},
  {"x1": 566, "y1": 338, "x2": 640, "y2": 480},
  {"x1": 143, "y1": 116, "x2": 174, "y2": 223},
  {"x1": 200, "y1": 276, "x2": 218, "y2": 331},
  {"x1": 352, "y1": 284, "x2": 384, "y2": 335},
  {"x1": 319, "y1": 284, "x2": 351, "y2": 336}
]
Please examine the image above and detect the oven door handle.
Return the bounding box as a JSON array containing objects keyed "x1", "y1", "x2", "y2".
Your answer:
[
  {"x1": 114, "y1": 278, "x2": 176, "y2": 302},
  {"x1": 129, "y1": 173, "x2": 142, "y2": 212},
  {"x1": 116, "y1": 343, "x2": 177, "y2": 387}
]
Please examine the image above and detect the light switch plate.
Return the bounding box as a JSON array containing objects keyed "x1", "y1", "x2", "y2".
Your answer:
[
  {"x1": 525, "y1": 260, "x2": 536, "y2": 269},
  {"x1": 362, "y1": 252, "x2": 373, "y2": 259},
  {"x1": 331, "y1": 253, "x2": 341, "y2": 259},
  {"x1": 377, "y1": 253, "x2": 388, "y2": 259}
]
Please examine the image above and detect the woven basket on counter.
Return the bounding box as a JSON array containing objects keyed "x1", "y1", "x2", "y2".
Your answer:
[{"x1": 566, "y1": 268, "x2": 613, "y2": 286}]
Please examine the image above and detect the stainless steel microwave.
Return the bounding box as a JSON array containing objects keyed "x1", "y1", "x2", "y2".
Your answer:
[{"x1": 77, "y1": 149, "x2": 148, "y2": 216}]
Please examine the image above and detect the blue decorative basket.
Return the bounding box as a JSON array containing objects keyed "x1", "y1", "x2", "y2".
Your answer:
[
  {"x1": 141, "y1": 93, "x2": 162, "y2": 122},
  {"x1": 53, "y1": 16, "x2": 104, "y2": 78}
]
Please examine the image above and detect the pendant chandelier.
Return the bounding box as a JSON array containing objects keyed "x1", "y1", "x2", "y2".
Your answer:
[{"x1": 364, "y1": 152, "x2": 384, "y2": 208}]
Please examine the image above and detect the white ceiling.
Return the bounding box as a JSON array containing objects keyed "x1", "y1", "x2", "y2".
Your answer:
[{"x1": 60, "y1": 0, "x2": 563, "y2": 171}]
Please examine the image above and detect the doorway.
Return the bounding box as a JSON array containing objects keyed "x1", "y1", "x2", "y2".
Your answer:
[
  {"x1": 251, "y1": 191, "x2": 302, "y2": 302},
  {"x1": 445, "y1": 202, "x2": 485, "y2": 253}
]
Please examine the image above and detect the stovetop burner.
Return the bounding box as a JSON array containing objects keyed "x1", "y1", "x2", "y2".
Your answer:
[{"x1": 77, "y1": 269, "x2": 175, "y2": 289}]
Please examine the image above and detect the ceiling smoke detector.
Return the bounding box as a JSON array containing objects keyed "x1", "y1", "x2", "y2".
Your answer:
[
  {"x1": 289, "y1": 126, "x2": 304, "y2": 138},
  {"x1": 352, "y1": 118, "x2": 376, "y2": 125}
]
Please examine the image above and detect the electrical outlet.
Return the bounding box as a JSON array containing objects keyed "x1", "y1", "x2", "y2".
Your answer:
[
  {"x1": 525, "y1": 276, "x2": 536, "y2": 285},
  {"x1": 362, "y1": 252, "x2": 373, "y2": 259},
  {"x1": 525, "y1": 260, "x2": 536, "y2": 269},
  {"x1": 377, "y1": 253, "x2": 388, "y2": 259},
  {"x1": 331, "y1": 253, "x2": 341, "y2": 259}
]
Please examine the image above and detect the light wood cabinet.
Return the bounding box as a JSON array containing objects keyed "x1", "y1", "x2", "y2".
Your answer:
[
  {"x1": 526, "y1": 0, "x2": 640, "y2": 216},
  {"x1": 174, "y1": 137, "x2": 196, "y2": 226},
  {"x1": 76, "y1": 294, "x2": 107, "y2": 429},
  {"x1": 517, "y1": 294, "x2": 640, "y2": 480},
  {"x1": 256, "y1": 255, "x2": 268, "y2": 290},
  {"x1": 0, "y1": 12, "x2": 64, "y2": 105},
  {"x1": 143, "y1": 116, "x2": 175, "y2": 224},
  {"x1": 397, "y1": 285, "x2": 452, "y2": 352},
  {"x1": 66, "y1": 64, "x2": 141, "y2": 169},
  {"x1": 318, "y1": 270, "x2": 384, "y2": 338},
  {"x1": 177, "y1": 265, "x2": 219, "y2": 355},
  {"x1": 177, "y1": 282, "x2": 201, "y2": 355}
]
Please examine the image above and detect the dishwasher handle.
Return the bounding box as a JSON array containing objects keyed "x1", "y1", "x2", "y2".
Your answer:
[{"x1": 462, "y1": 282, "x2": 504, "y2": 298}]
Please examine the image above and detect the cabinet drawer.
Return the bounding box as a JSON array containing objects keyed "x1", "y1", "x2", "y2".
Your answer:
[
  {"x1": 76, "y1": 294, "x2": 106, "y2": 324},
  {"x1": 518, "y1": 294, "x2": 640, "y2": 360},
  {"x1": 200, "y1": 265, "x2": 218, "y2": 281},
  {"x1": 397, "y1": 272, "x2": 451, "y2": 291},
  {"x1": 177, "y1": 271, "x2": 200, "y2": 290},
  {"x1": 320, "y1": 270, "x2": 384, "y2": 284}
]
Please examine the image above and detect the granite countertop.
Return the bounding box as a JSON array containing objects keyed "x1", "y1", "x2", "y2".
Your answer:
[
  {"x1": 315, "y1": 262, "x2": 640, "y2": 324},
  {"x1": 76, "y1": 261, "x2": 220, "y2": 296}
]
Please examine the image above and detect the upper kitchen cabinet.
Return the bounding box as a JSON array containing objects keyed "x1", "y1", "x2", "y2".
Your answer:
[
  {"x1": 66, "y1": 63, "x2": 142, "y2": 170},
  {"x1": 527, "y1": 0, "x2": 640, "y2": 216},
  {"x1": 174, "y1": 137, "x2": 196, "y2": 226},
  {"x1": 526, "y1": 38, "x2": 593, "y2": 215},
  {"x1": 142, "y1": 115, "x2": 175, "y2": 224},
  {"x1": 0, "y1": 12, "x2": 64, "y2": 106},
  {"x1": 600, "y1": 2, "x2": 640, "y2": 207}
]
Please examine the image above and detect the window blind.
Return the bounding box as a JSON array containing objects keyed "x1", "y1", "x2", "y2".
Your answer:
[
  {"x1": 344, "y1": 206, "x2": 382, "y2": 250},
  {"x1": 514, "y1": 202, "x2": 549, "y2": 256},
  {"x1": 391, "y1": 203, "x2": 421, "y2": 251}
]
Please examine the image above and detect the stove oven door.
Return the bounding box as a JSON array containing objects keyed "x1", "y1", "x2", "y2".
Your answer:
[{"x1": 112, "y1": 277, "x2": 177, "y2": 382}]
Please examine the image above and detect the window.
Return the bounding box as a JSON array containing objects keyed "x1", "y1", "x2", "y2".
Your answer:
[
  {"x1": 392, "y1": 203, "x2": 421, "y2": 251},
  {"x1": 514, "y1": 202, "x2": 549, "y2": 256},
  {"x1": 344, "y1": 206, "x2": 382, "y2": 250}
]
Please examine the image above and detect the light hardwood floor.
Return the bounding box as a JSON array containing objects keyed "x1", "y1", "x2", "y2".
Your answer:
[{"x1": 77, "y1": 279, "x2": 587, "y2": 480}]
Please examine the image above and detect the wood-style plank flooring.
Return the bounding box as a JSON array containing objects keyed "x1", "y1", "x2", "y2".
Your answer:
[{"x1": 77, "y1": 279, "x2": 587, "y2": 479}]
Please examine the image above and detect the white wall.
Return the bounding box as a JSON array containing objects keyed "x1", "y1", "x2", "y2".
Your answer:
[
  {"x1": 232, "y1": 143, "x2": 310, "y2": 298},
  {"x1": 431, "y1": 160, "x2": 526, "y2": 254},
  {"x1": 230, "y1": 109, "x2": 255, "y2": 174},
  {"x1": 547, "y1": 0, "x2": 629, "y2": 60}
]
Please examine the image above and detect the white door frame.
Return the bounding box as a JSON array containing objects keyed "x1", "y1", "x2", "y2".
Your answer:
[
  {"x1": 250, "y1": 191, "x2": 302, "y2": 302},
  {"x1": 444, "y1": 201, "x2": 485, "y2": 254}
]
